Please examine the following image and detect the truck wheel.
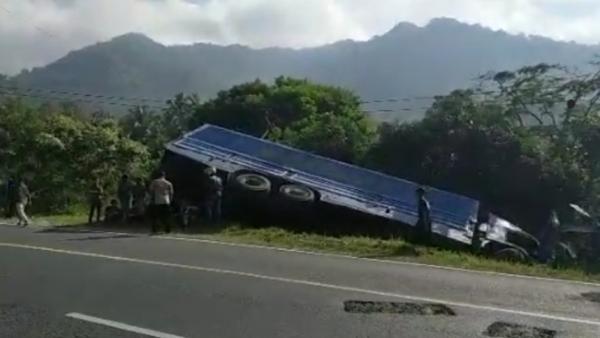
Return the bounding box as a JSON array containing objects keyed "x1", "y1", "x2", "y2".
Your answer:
[
  {"x1": 279, "y1": 184, "x2": 315, "y2": 203},
  {"x1": 494, "y1": 248, "x2": 527, "y2": 262},
  {"x1": 233, "y1": 172, "x2": 271, "y2": 193}
]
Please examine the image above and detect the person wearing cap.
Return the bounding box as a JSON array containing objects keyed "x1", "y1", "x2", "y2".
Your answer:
[
  {"x1": 204, "y1": 166, "x2": 223, "y2": 224},
  {"x1": 415, "y1": 187, "x2": 432, "y2": 243}
]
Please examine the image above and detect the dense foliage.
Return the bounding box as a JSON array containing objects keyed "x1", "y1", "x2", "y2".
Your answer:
[
  {"x1": 0, "y1": 99, "x2": 150, "y2": 212},
  {"x1": 165, "y1": 77, "x2": 375, "y2": 163},
  {"x1": 368, "y1": 63, "x2": 600, "y2": 232},
  {"x1": 3, "y1": 65, "x2": 600, "y2": 238}
]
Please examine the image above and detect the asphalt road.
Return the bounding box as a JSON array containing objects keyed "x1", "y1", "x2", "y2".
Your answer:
[{"x1": 1, "y1": 224, "x2": 600, "y2": 337}]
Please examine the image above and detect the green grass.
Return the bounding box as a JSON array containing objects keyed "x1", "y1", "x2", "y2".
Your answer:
[
  {"x1": 200, "y1": 225, "x2": 600, "y2": 283},
  {"x1": 0, "y1": 212, "x2": 87, "y2": 227},
  {"x1": 34, "y1": 213, "x2": 88, "y2": 226}
]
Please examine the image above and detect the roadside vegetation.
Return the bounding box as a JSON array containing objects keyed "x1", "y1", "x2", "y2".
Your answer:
[{"x1": 3, "y1": 62, "x2": 600, "y2": 281}]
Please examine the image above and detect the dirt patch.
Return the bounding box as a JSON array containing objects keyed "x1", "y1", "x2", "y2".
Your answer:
[
  {"x1": 581, "y1": 292, "x2": 600, "y2": 303},
  {"x1": 484, "y1": 321, "x2": 556, "y2": 338},
  {"x1": 343, "y1": 300, "x2": 455, "y2": 316}
]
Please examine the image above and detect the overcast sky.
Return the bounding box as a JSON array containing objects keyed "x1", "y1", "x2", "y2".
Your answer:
[{"x1": 1, "y1": 0, "x2": 599, "y2": 75}]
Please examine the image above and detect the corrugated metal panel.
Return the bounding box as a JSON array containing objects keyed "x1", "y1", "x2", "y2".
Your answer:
[{"x1": 167, "y1": 124, "x2": 479, "y2": 243}]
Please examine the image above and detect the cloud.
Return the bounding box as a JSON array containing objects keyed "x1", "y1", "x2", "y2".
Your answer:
[{"x1": 1, "y1": 0, "x2": 600, "y2": 74}]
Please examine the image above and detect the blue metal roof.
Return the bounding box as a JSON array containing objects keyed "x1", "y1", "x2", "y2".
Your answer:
[{"x1": 167, "y1": 124, "x2": 479, "y2": 243}]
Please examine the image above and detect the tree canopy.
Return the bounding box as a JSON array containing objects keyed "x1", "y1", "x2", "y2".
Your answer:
[{"x1": 181, "y1": 77, "x2": 375, "y2": 163}]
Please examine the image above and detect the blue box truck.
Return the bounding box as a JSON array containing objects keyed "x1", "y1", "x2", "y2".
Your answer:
[{"x1": 164, "y1": 124, "x2": 540, "y2": 260}]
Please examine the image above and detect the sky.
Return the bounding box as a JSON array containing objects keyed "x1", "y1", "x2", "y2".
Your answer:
[{"x1": 1, "y1": 0, "x2": 600, "y2": 75}]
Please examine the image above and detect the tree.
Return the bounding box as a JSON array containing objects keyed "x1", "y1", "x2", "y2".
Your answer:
[
  {"x1": 120, "y1": 106, "x2": 168, "y2": 161},
  {"x1": 366, "y1": 90, "x2": 588, "y2": 232},
  {"x1": 0, "y1": 98, "x2": 151, "y2": 212},
  {"x1": 181, "y1": 77, "x2": 375, "y2": 162},
  {"x1": 275, "y1": 111, "x2": 375, "y2": 163}
]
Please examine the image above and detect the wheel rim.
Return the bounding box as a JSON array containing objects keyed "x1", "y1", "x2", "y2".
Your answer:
[
  {"x1": 279, "y1": 184, "x2": 315, "y2": 202},
  {"x1": 235, "y1": 173, "x2": 271, "y2": 192}
]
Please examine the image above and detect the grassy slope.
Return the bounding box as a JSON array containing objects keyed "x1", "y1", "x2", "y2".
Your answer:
[
  {"x1": 204, "y1": 225, "x2": 599, "y2": 283},
  {"x1": 7, "y1": 214, "x2": 599, "y2": 284}
]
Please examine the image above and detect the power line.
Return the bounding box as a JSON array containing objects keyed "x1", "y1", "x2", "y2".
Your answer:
[
  {"x1": 360, "y1": 95, "x2": 439, "y2": 105},
  {"x1": 0, "y1": 85, "x2": 169, "y2": 105},
  {"x1": 0, "y1": 90, "x2": 167, "y2": 110}
]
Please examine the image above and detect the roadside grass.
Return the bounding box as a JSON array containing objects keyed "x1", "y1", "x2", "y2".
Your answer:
[
  {"x1": 34, "y1": 212, "x2": 88, "y2": 226},
  {"x1": 202, "y1": 225, "x2": 600, "y2": 283},
  {"x1": 0, "y1": 213, "x2": 87, "y2": 227}
]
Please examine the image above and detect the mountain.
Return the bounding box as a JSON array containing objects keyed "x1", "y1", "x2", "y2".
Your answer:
[{"x1": 8, "y1": 18, "x2": 600, "y2": 120}]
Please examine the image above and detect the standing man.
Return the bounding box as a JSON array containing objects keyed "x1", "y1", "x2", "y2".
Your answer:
[
  {"x1": 118, "y1": 174, "x2": 133, "y2": 222},
  {"x1": 415, "y1": 187, "x2": 432, "y2": 243},
  {"x1": 148, "y1": 171, "x2": 174, "y2": 234},
  {"x1": 16, "y1": 178, "x2": 32, "y2": 226},
  {"x1": 132, "y1": 178, "x2": 147, "y2": 219},
  {"x1": 204, "y1": 167, "x2": 223, "y2": 224},
  {"x1": 88, "y1": 178, "x2": 104, "y2": 224},
  {"x1": 5, "y1": 177, "x2": 16, "y2": 218}
]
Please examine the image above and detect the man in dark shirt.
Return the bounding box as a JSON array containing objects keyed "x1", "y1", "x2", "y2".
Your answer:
[
  {"x1": 118, "y1": 174, "x2": 133, "y2": 222},
  {"x1": 104, "y1": 199, "x2": 122, "y2": 223},
  {"x1": 204, "y1": 167, "x2": 223, "y2": 224},
  {"x1": 4, "y1": 178, "x2": 16, "y2": 218},
  {"x1": 415, "y1": 187, "x2": 432, "y2": 243}
]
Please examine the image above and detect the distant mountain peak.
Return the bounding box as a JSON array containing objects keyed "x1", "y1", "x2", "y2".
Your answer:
[
  {"x1": 426, "y1": 17, "x2": 465, "y2": 27},
  {"x1": 105, "y1": 32, "x2": 162, "y2": 47},
  {"x1": 12, "y1": 17, "x2": 600, "y2": 121},
  {"x1": 379, "y1": 21, "x2": 419, "y2": 38}
]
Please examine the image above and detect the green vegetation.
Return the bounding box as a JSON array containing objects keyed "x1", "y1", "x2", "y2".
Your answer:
[
  {"x1": 368, "y1": 63, "x2": 600, "y2": 234},
  {"x1": 3, "y1": 62, "x2": 600, "y2": 276},
  {"x1": 0, "y1": 100, "x2": 150, "y2": 213},
  {"x1": 198, "y1": 225, "x2": 600, "y2": 283}
]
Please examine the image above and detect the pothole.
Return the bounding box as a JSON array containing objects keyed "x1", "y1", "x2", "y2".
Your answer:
[
  {"x1": 484, "y1": 321, "x2": 556, "y2": 338},
  {"x1": 581, "y1": 292, "x2": 600, "y2": 303},
  {"x1": 343, "y1": 300, "x2": 456, "y2": 316}
]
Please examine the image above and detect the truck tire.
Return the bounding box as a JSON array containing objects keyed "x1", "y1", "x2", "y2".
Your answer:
[
  {"x1": 232, "y1": 172, "x2": 271, "y2": 193},
  {"x1": 278, "y1": 184, "x2": 316, "y2": 203},
  {"x1": 494, "y1": 247, "x2": 527, "y2": 262}
]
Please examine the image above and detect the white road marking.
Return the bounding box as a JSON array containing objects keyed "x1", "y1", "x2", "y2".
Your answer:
[
  {"x1": 2, "y1": 242, "x2": 600, "y2": 327},
  {"x1": 4, "y1": 223, "x2": 600, "y2": 287},
  {"x1": 3, "y1": 222, "x2": 600, "y2": 287},
  {"x1": 155, "y1": 233, "x2": 600, "y2": 288},
  {"x1": 65, "y1": 312, "x2": 184, "y2": 338}
]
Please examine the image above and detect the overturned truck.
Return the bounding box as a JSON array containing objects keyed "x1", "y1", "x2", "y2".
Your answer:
[{"x1": 163, "y1": 124, "x2": 540, "y2": 260}]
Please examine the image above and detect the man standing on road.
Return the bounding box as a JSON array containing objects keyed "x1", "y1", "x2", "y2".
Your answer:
[
  {"x1": 415, "y1": 187, "x2": 432, "y2": 243},
  {"x1": 149, "y1": 171, "x2": 174, "y2": 234},
  {"x1": 118, "y1": 174, "x2": 133, "y2": 223},
  {"x1": 204, "y1": 167, "x2": 223, "y2": 224},
  {"x1": 132, "y1": 178, "x2": 147, "y2": 220},
  {"x1": 88, "y1": 178, "x2": 104, "y2": 224},
  {"x1": 16, "y1": 178, "x2": 32, "y2": 226},
  {"x1": 4, "y1": 177, "x2": 16, "y2": 218}
]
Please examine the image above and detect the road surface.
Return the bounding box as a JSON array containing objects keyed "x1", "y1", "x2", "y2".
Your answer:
[{"x1": 1, "y1": 224, "x2": 599, "y2": 337}]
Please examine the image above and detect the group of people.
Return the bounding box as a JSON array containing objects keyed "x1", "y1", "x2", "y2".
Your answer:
[
  {"x1": 87, "y1": 167, "x2": 223, "y2": 234},
  {"x1": 2, "y1": 178, "x2": 32, "y2": 226},
  {"x1": 87, "y1": 174, "x2": 149, "y2": 225}
]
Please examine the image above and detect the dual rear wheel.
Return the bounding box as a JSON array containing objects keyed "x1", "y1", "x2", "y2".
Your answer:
[{"x1": 230, "y1": 171, "x2": 317, "y2": 203}]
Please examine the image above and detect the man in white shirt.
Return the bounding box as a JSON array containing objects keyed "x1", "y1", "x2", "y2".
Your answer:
[{"x1": 148, "y1": 171, "x2": 174, "y2": 233}]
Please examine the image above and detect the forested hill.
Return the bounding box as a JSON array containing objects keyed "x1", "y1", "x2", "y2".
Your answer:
[{"x1": 9, "y1": 18, "x2": 600, "y2": 120}]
